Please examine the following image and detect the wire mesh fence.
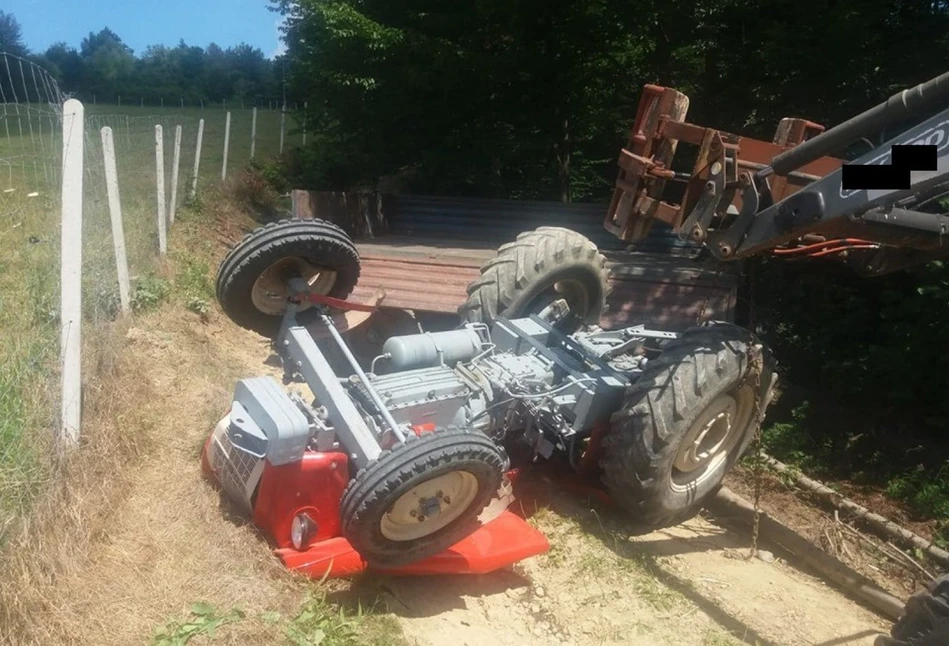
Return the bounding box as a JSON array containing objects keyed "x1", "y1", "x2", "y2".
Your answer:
[
  {"x1": 0, "y1": 53, "x2": 65, "y2": 536},
  {"x1": 0, "y1": 49, "x2": 308, "y2": 539},
  {"x1": 0, "y1": 56, "x2": 204, "y2": 536},
  {"x1": 0, "y1": 53, "x2": 64, "y2": 192},
  {"x1": 81, "y1": 112, "x2": 203, "y2": 319}
]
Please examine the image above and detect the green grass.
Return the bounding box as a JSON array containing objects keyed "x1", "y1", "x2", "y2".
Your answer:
[
  {"x1": 82, "y1": 103, "x2": 304, "y2": 184},
  {"x1": 703, "y1": 631, "x2": 747, "y2": 646},
  {"x1": 151, "y1": 593, "x2": 408, "y2": 646},
  {"x1": 0, "y1": 189, "x2": 60, "y2": 541},
  {"x1": 152, "y1": 602, "x2": 246, "y2": 645}
]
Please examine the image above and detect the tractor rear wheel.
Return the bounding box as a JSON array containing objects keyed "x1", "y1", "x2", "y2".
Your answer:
[
  {"x1": 215, "y1": 218, "x2": 361, "y2": 338},
  {"x1": 876, "y1": 575, "x2": 949, "y2": 645},
  {"x1": 600, "y1": 322, "x2": 776, "y2": 529},
  {"x1": 340, "y1": 429, "x2": 505, "y2": 568},
  {"x1": 459, "y1": 227, "x2": 610, "y2": 333}
]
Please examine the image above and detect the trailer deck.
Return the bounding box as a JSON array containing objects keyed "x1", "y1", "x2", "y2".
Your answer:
[{"x1": 294, "y1": 193, "x2": 739, "y2": 331}]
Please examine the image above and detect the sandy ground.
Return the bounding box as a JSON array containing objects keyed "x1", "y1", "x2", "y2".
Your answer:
[{"x1": 369, "y1": 490, "x2": 892, "y2": 646}]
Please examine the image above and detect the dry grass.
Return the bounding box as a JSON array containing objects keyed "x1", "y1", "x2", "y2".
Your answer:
[
  {"x1": 0, "y1": 315, "x2": 152, "y2": 643},
  {"x1": 0, "y1": 307, "x2": 312, "y2": 646},
  {"x1": 724, "y1": 466, "x2": 936, "y2": 599}
]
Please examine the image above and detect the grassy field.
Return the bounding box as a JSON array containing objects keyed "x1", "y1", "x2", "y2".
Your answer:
[
  {"x1": 0, "y1": 189, "x2": 59, "y2": 534},
  {"x1": 86, "y1": 104, "x2": 303, "y2": 181},
  {"x1": 0, "y1": 101, "x2": 296, "y2": 543},
  {"x1": 1, "y1": 103, "x2": 301, "y2": 186}
]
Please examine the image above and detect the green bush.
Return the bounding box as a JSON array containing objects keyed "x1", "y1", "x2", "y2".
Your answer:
[
  {"x1": 886, "y1": 464, "x2": 949, "y2": 520},
  {"x1": 131, "y1": 274, "x2": 172, "y2": 312},
  {"x1": 175, "y1": 256, "x2": 213, "y2": 300}
]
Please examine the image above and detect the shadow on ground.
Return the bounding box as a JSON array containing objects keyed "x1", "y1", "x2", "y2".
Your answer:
[{"x1": 514, "y1": 471, "x2": 785, "y2": 646}]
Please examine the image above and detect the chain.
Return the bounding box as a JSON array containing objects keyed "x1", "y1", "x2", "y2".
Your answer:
[
  {"x1": 696, "y1": 287, "x2": 713, "y2": 326},
  {"x1": 695, "y1": 247, "x2": 765, "y2": 558},
  {"x1": 745, "y1": 258, "x2": 765, "y2": 559},
  {"x1": 695, "y1": 259, "x2": 723, "y2": 326}
]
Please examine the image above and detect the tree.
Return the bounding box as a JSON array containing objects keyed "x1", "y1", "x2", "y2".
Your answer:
[
  {"x1": 1, "y1": 17, "x2": 285, "y2": 106},
  {"x1": 44, "y1": 43, "x2": 84, "y2": 90},
  {"x1": 271, "y1": 0, "x2": 656, "y2": 199},
  {"x1": 78, "y1": 28, "x2": 135, "y2": 99},
  {"x1": 80, "y1": 28, "x2": 132, "y2": 59},
  {"x1": 0, "y1": 10, "x2": 27, "y2": 58}
]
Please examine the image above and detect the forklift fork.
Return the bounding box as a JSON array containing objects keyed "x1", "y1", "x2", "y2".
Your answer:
[{"x1": 606, "y1": 71, "x2": 949, "y2": 276}]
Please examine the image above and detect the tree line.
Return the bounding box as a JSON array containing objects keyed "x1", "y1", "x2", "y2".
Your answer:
[
  {"x1": 0, "y1": 10, "x2": 287, "y2": 106},
  {"x1": 272, "y1": 0, "x2": 949, "y2": 202}
]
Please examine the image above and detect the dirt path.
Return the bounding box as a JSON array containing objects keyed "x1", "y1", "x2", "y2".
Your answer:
[
  {"x1": 370, "y1": 487, "x2": 891, "y2": 646},
  {"x1": 33, "y1": 271, "x2": 895, "y2": 645}
]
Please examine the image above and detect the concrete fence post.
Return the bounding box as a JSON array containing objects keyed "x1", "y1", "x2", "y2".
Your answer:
[
  {"x1": 60, "y1": 99, "x2": 84, "y2": 446},
  {"x1": 169, "y1": 125, "x2": 182, "y2": 224},
  {"x1": 101, "y1": 126, "x2": 131, "y2": 313},
  {"x1": 155, "y1": 125, "x2": 167, "y2": 254},
  {"x1": 251, "y1": 107, "x2": 257, "y2": 159},
  {"x1": 280, "y1": 103, "x2": 286, "y2": 154},
  {"x1": 222, "y1": 111, "x2": 231, "y2": 181},
  {"x1": 191, "y1": 118, "x2": 204, "y2": 199}
]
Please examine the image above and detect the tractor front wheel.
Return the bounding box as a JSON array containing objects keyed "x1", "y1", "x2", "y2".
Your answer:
[
  {"x1": 215, "y1": 218, "x2": 361, "y2": 338},
  {"x1": 600, "y1": 322, "x2": 776, "y2": 529},
  {"x1": 339, "y1": 429, "x2": 505, "y2": 568}
]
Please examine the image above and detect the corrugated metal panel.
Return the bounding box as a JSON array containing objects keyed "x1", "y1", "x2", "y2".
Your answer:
[
  {"x1": 388, "y1": 194, "x2": 701, "y2": 256},
  {"x1": 603, "y1": 271, "x2": 735, "y2": 330},
  {"x1": 351, "y1": 255, "x2": 479, "y2": 313}
]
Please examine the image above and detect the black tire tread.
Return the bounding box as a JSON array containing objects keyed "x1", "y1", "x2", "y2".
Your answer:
[
  {"x1": 215, "y1": 218, "x2": 361, "y2": 336},
  {"x1": 458, "y1": 226, "x2": 611, "y2": 327},
  {"x1": 340, "y1": 429, "x2": 504, "y2": 568},
  {"x1": 877, "y1": 575, "x2": 949, "y2": 646},
  {"x1": 599, "y1": 321, "x2": 776, "y2": 529}
]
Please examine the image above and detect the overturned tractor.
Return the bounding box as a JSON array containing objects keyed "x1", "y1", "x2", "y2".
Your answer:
[{"x1": 202, "y1": 218, "x2": 776, "y2": 576}]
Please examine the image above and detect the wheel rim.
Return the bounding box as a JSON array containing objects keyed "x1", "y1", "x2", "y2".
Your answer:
[
  {"x1": 250, "y1": 257, "x2": 337, "y2": 315},
  {"x1": 379, "y1": 470, "x2": 480, "y2": 542},
  {"x1": 524, "y1": 277, "x2": 590, "y2": 326},
  {"x1": 671, "y1": 385, "x2": 755, "y2": 492}
]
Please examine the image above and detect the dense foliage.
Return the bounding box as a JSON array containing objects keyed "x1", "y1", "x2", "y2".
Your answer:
[
  {"x1": 271, "y1": 0, "x2": 949, "y2": 198},
  {"x1": 0, "y1": 11, "x2": 285, "y2": 106}
]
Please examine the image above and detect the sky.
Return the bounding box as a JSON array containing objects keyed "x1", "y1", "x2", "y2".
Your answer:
[{"x1": 5, "y1": 0, "x2": 287, "y2": 58}]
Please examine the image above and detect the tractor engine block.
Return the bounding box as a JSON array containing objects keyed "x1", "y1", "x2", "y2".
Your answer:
[
  {"x1": 346, "y1": 365, "x2": 490, "y2": 435},
  {"x1": 353, "y1": 316, "x2": 639, "y2": 460}
]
